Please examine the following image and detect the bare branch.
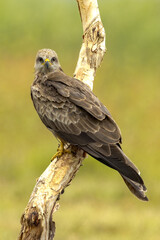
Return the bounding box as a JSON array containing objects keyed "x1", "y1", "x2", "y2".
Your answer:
[
  {"x1": 75, "y1": 0, "x2": 106, "y2": 89},
  {"x1": 18, "y1": 0, "x2": 106, "y2": 239},
  {"x1": 18, "y1": 147, "x2": 85, "y2": 240}
]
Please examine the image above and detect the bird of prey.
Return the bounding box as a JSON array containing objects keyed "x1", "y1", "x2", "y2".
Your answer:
[{"x1": 31, "y1": 48, "x2": 148, "y2": 201}]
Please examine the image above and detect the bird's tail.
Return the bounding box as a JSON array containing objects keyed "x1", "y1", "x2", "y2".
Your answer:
[
  {"x1": 121, "y1": 174, "x2": 148, "y2": 201},
  {"x1": 81, "y1": 144, "x2": 148, "y2": 201}
]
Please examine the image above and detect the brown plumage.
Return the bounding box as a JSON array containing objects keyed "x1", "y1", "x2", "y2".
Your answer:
[{"x1": 31, "y1": 48, "x2": 148, "y2": 201}]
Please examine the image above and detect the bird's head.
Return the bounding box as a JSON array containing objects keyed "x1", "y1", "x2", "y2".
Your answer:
[{"x1": 34, "y1": 49, "x2": 62, "y2": 74}]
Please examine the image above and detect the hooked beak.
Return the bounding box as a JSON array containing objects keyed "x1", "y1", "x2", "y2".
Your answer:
[{"x1": 44, "y1": 58, "x2": 51, "y2": 69}]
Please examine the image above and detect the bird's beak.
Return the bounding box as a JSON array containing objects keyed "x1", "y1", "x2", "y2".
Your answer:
[{"x1": 44, "y1": 58, "x2": 51, "y2": 68}]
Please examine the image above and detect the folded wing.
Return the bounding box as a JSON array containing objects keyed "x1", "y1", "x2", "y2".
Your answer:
[{"x1": 31, "y1": 71, "x2": 148, "y2": 201}]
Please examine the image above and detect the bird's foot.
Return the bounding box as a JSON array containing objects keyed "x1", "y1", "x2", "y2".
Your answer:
[{"x1": 51, "y1": 142, "x2": 71, "y2": 161}]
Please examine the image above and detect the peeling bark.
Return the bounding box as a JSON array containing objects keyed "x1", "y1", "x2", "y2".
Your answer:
[
  {"x1": 18, "y1": 0, "x2": 106, "y2": 239},
  {"x1": 74, "y1": 0, "x2": 106, "y2": 89}
]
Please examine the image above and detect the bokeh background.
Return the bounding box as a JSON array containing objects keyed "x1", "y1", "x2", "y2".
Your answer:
[{"x1": 0, "y1": 0, "x2": 160, "y2": 239}]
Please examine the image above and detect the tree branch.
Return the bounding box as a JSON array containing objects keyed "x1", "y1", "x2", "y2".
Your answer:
[
  {"x1": 75, "y1": 0, "x2": 106, "y2": 89},
  {"x1": 18, "y1": 0, "x2": 106, "y2": 239}
]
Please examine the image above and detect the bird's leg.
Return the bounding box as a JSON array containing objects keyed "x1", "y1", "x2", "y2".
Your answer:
[
  {"x1": 51, "y1": 140, "x2": 71, "y2": 161},
  {"x1": 51, "y1": 140, "x2": 64, "y2": 161}
]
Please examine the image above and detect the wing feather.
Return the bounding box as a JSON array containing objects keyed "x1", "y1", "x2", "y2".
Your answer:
[
  {"x1": 45, "y1": 72, "x2": 121, "y2": 142},
  {"x1": 47, "y1": 72, "x2": 112, "y2": 120},
  {"x1": 31, "y1": 71, "x2": 148, "y2": 200}
]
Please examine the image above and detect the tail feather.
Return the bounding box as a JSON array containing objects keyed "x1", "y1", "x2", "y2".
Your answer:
[
  {"x1": 121, "y1": 175, "x2": 148, "y2": 201},
  {"x1": 81, "y1": 143, "x2": 148, "y2": 201}
]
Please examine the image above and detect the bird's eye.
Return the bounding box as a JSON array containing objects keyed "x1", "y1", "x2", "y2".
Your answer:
[
  {"x1": 51, "y1": 57, "x2": 57, "y2": 63},
  {"x1": 37, "y1": 57, "x2": 44, "y2": 63}
]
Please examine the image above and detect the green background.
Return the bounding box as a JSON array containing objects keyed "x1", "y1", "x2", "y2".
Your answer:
[{"x1": 0, "y1": 0, "x2": 160, "y2": 239}]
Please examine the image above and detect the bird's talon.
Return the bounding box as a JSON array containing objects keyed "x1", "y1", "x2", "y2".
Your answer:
[
  {"x1": 51, "y1": 141, "x2": 72, "y2": 161},
  {"x1": 51, "y1": 151, "x2": 62, "y2": 161}
]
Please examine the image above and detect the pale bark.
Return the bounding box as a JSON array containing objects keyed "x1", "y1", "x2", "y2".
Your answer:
[
  {"x1": 18, "y1": 0, "x2": 106, "y2": 239},
  {"x1": 74, "y1": 0, "x2": 106, "y2": 89}
]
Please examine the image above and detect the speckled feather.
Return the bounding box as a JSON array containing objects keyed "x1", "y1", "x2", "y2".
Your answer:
[{"x1": 31, "y1": 49, "x2": 148, "y2": 201}]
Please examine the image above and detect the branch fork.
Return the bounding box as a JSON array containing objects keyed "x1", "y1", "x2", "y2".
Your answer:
[{"x1": 19, "y1": 1, "x2": 106, "y2": 239}]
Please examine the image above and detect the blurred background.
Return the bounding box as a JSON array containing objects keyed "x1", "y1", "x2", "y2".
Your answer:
[{"x1": 0, "y1": 0, "x2": 160, "y2": 239}]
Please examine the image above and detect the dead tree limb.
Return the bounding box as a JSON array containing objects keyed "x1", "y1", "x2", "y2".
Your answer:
[{"x1": 18, "y1": 0, "x2": 106, "y2": 239}]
